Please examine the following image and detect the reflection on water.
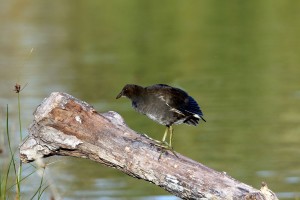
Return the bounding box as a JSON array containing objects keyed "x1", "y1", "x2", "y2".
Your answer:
[{"x1": 1, "y1": 0, "x2": 300, "y2": 199}]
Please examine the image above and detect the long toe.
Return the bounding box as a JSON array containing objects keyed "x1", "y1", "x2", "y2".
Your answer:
[{"x1": 157, "y1": 144, "x2": 178, "y2": 160}]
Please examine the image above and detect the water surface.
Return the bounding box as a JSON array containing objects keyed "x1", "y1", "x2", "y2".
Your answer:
[{"x1": 1, "y1": 1, "x2": 300, "y2": 199}]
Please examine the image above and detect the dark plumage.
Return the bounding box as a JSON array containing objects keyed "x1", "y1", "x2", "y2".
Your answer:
[{"x1": 116, "y1": 84, "x2": 205, "y2": 149}]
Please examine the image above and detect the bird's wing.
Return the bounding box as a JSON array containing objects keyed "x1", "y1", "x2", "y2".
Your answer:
[
  {"x1": 147, "y1": 84, "x2": 203, "y2": 117},
  {"x1": 168, "y1": 90, "x2": 203, "y2": 117}
]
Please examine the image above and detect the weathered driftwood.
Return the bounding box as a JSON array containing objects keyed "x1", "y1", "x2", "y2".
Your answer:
[{"x1": 19, "y1": 92, "x2": 278, "y2": 200}]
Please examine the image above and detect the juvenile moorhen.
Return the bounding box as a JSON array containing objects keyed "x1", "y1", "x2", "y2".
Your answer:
[{"x1": 116, "y1": 84, "x2": 206, "y2": 150}]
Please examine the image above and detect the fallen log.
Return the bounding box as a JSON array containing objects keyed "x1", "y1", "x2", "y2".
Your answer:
[{"x1": 19, "y1": 92, "x2": 278, "y2": 200}]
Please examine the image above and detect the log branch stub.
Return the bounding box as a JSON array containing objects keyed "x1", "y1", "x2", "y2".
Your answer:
[{"x1": 19, "y1": 92, "x2": 278, "y2": 200}]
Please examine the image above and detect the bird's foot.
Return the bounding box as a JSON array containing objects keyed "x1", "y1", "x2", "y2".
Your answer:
[
  {"x1": 141, "y1": 133, "x2": 163, "y2": 144},
  {"x1": 140, "y1": 134, "x2": 178, "y2": 159},
  {"x1": 156, "y1": 142, "x2": 178, "y2": 160}
]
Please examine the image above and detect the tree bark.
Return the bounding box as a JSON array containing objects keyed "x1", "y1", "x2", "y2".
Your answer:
[{"x1": 19, "y1": 92, "x2": 278, "y2": 200}]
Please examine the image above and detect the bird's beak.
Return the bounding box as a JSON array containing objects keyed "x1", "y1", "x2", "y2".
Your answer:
[{"x1": 116, "y1": 91, "x2": 123, "y2": 99}]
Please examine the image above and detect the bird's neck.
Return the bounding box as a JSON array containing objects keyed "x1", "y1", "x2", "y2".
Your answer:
[{"x1": 130, "y1": 86, "x2": 145, "y2": 101}]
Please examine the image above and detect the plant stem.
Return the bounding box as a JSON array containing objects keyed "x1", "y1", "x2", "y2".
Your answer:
[
  {"x1": 17, "y1": 92, "x2": 23, "y2": 200},
  {"x1": 37, "y1": 168, "x2": 45, "y2": 199},
  {"x1": 6, "y1": 105, "x2": 17, "y2": 175},
  {"x1": 5, "y1": 105, "x2": 18, "y2": 199},
  {"x1": 17, "y1": 93, "x2": 22, "y2": 140}
]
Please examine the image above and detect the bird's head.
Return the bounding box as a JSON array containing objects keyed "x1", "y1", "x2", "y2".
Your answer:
[{"x1": 116, "y1": 84, "x2": 143, "y2": 100}]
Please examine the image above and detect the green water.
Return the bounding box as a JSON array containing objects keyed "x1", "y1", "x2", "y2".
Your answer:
[{"x1": 1, "y1": 1, "x2": 300, "y2": 199}]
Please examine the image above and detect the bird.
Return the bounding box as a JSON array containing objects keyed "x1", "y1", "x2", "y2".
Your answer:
[{"x1": 116, "y1": 84, "x2": 206, "y2": 151}]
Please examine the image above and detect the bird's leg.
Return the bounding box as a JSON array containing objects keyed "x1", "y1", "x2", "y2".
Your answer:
[
  {"x1": 148, "y1": 125, "x2": 178, "y2": 160},
  {"x1": 155, "y1": 126, "x2": 169, "y2": 147},
  {"x1": 149, "y1": 126, "x2": 169, "y2": 148},
  {"x1": 161, "y1": 126, "x2": 169, "y2": 145},
  {"x1": 157, "y1": 125, "x2": 178, "y2": 160},
  {"x1": 166, "y1": 125, "x2": 178, "y2": 157},
  {"x1": 169, "y1": 125, "x2": 173, "y2": 148}
]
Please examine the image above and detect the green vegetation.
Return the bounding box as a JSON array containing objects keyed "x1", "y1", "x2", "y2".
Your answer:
[{"x1": 0, "y1": 84, "x2": 49, "y2": 200}]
